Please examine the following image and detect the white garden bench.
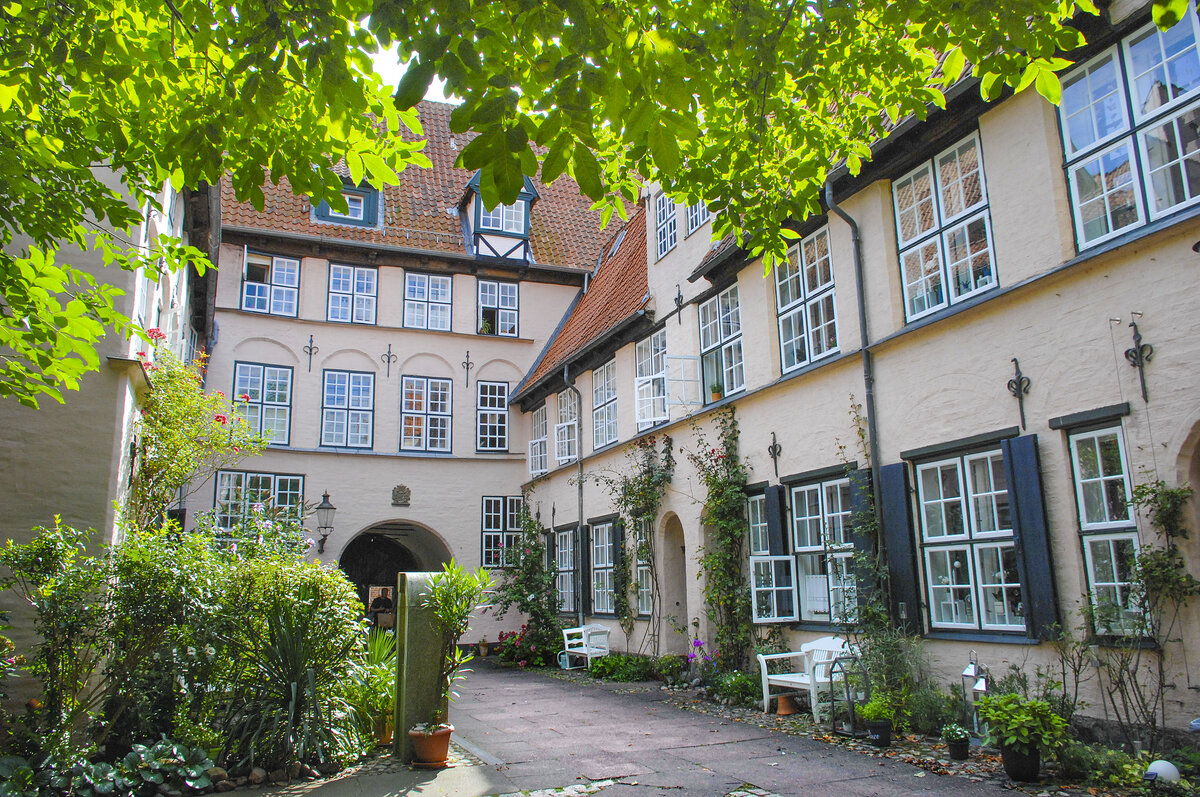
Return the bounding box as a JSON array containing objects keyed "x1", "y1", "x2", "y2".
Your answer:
[
  {"x1": 558, "y1": 624, "x2": 611, "y2": 670},
  {"x1": 756, "y1": 636, "x2": 852, "y2": 720}
]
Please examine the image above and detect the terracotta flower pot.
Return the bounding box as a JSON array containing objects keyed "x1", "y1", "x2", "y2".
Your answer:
[
  {"x1": 1000, "y1": 746, "x2": 1040, "y2": 782},
  {"x1": 409, "y1": 725, "x2": 454, "y2": 769}
]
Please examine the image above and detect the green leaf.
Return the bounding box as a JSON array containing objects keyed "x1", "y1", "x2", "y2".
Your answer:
[
  {"x1": 571, "y1": 143, "x2": 603, "y2": 199},
  {"x1": 1034, "y1": 68, "x2": 1061, "y2": 104},
  {"x1": 1152, "y1": 0, "x2": 1189, "y2": 29},
  {"x1": 393, "y1": 58, "x2": 436, "y2": 110}
]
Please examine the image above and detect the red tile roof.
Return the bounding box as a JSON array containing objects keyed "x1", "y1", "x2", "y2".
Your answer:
[
  {"x1": 519, "y1": 203, "x2": 650, "y2": 394},
  {"x1": 219, "y1": 100, "x2": 606, "y2": 271}
]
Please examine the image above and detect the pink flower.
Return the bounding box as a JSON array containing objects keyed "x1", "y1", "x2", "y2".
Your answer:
[
  {"x1": 518, "y1": 660, "x2": 527, "y2": 667},
  {"x1": 216, "y1": 391, "x2": 225, "y2": 398},
  {"x1": 147, "y1": 327, "x2": 166, "y2": 341},
  {"x1": 239, "y1": 393, "x2": 250, "y2": 401},
  {"x1": 214, "y1": 414, "x2": 228, "y2": 425},
  {"x1": 136, "y1": 351, "x2": 148, "y2": 358}
]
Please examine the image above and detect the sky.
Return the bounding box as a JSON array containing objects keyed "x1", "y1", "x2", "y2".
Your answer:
[{"x1": 370, "y1": 46, "x2": 459, "y2": 105}]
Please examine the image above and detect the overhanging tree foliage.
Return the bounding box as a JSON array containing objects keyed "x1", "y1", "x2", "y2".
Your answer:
[{"x1": 1, "y1": 0, "x2": 1187, "y2": 406}]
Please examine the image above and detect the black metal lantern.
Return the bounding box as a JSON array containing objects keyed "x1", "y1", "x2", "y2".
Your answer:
[{"x1": 315, "y1": 491, "x2": 337, "y2": 553}]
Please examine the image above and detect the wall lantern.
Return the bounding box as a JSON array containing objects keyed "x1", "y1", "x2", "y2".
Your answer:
[{"x1": 315, "y1": 491, "x2": 337, "y2": 553}]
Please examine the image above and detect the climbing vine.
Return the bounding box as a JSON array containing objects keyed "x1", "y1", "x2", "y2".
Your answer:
[
  {"x1": 491, "y1": 495, "x2": 563, "y2": 667},
  {"x1": 590, "y1": 435, "x2": 674, "y2": 652},
  {"x1": 689, "y1": 408, "x2": 752, "y2": 671}
]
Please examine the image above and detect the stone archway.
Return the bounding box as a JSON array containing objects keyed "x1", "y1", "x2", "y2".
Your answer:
[
  {"x1": 338, "y1": 520, "x2": 453, "y2": 615},
  {"x1": 659, "y1": 512, "x2": 689, "y2": 654}
]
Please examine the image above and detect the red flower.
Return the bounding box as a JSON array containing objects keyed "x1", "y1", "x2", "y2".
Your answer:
[
  {"x1": 239, "y1": 393, "x2": 250, "y2": 401},
  {"x1": 216, "y1": 390, "x2": 225, "y2": 398},
  {"x1": 147, "y1": 327, "x2": 166, "y2": 341},
  {"x1": 214, "y1": 414, "x2": 228, "y2": 425}
]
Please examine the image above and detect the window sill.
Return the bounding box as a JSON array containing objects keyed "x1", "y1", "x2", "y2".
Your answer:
[
  {"x1": 923, "y1": 631, "x2": 1040, "y2": 645},
  {"x1": 786, "y1": 621, "x2": 843, "y2": 633},
  {"x1": 220, "y1": 308, "x2": 536, "y2": 342}
]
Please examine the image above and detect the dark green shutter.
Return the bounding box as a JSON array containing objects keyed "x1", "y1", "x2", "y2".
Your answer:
[
  {"x1": 847, "y1": 468, "x2": 876, "y2": 607},
  {"x1": 1001, "y1": 435, "x2": 1059, "y2": 640},
  {"x1": 612, "y1": 520, "x2": 626, "y2": 617},
  {"x1": 580, "y1": 525, "x2": 592, "y2": 616},
  {"x1": 764, "y1": 485, "x2": 789, "y2": 555},
  {"x1": 880, "y1": 462, "x2": 921, "y2": 634}
]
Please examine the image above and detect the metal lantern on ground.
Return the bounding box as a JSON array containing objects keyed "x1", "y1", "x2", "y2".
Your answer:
[
  {"x1": 828, "y1": 654, "x2": 870, "y2": 738},
  {"x1": 962, "y1": 650, "x2": 983, "y2": 733},
  {"x1": 315, "y1": 491, "x2": 337, "y2": 553}
]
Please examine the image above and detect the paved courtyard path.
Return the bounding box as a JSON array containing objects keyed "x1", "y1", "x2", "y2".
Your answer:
[{"x1": 271, "y1": 660, "x2": 1013, "y2": 797}]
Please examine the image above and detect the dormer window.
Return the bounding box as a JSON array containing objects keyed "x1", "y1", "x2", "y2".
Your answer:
[
  {"x1": 480, "y1": 201, "x2": 526, "y2": 233},
  {"x1": 314, "y1": 186, "x2": 379, "y2": 227}
]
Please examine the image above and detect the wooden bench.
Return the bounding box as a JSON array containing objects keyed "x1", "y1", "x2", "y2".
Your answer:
[
  {"x1": 558, "y1": 624, "x2": 611, "y2": 670},
  {"x1": 756, "y1": 636, "x2": 852, "y2": 720}
]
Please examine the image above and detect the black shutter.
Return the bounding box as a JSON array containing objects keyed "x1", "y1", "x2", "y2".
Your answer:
[
  {"x1": 764, "y1": 485, "x2": 789, "y2": 555},
  {"x1": 1001, "y1": 435, "x2": 1059, "y2": 640},
  {"x1": 612, "y1": 520, "x2": 626, "y2": 615},
  {"x1": 545, "y1": 531, "x2": 556, "y2": 576},
  {"x1": 580, "y1": 525, "x2": 591, "y2": 616},
  {"x1": 880, "y1": 462, "x2": 921, "y2": 634},
  {"x1": 847, "y1": 468, "x2": 876, "y2": 606}
]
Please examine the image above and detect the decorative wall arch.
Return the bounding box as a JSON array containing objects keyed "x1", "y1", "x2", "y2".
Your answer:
[
  {"x1": 475, "y1": 357, "x2": 523, "y2": 383},
  {"x1": 319, "y1": 348, "x2": 379, "y2": 372},
  {"x1": 231, "y1": 336, "x2": 300, "y2": 365},
  {"x1": 397, "y1": 351, "x2": 454, "y2": 378}
]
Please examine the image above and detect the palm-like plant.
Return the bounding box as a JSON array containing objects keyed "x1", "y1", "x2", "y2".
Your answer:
[{"x1": 420, "y1": 561, "x2": 493, "y2": 729}]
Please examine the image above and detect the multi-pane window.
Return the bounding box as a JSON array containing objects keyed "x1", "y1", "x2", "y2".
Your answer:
[
  {"x1": 556, "y1": 528, "x2": 576, "y2": 612},
  {"x1": 1059, "y1": 12, "x2": 1200, "y2": 247},
  {"x1": 482, "y1": 496, "x2": 523, "y2": 567},
  {"x1": 592, "y1": 360, "x2": 618, "y2": 449},
  {"x1": 476, "y1": 381, "x2": 509, "y2": 451},
  {"x1": 893, "y1": 133, "x2": 996, "y2": 321},
  {"x1": 401, "y1": 376, "x2": 452, "y2": 452},
  {"x1": 916, "y1": 451, "x2": 1024, "y2": 631},
  {"x1": 687, "y1": 201, "x2": 710, "y2": 234},
  {"x1": 776, "y1": 228, "x2": 838, "y2": 373},
  {"x1": 554, "y1": 388, "x2": 578, "y2": 464},
  {"x1": 592, "y1": 521, "x2": 615, "y2": 614},
  {"x1": 404, "y1": 273, "x2": 452, "y2": 331},
  {"x1": 1069, "y1": 427, "x2": 1140, "y2": 633},
  {"x1": 749, "y1": 494, "x2": 798, "y2": 623},
  {"x1": 792, "y1": 479, "x2": 856, "y2": 623},
  {"x1": 655, "y1": 194, "x2": 677, "y2": 258},
  {"x1": 242, "y1": 252, "x2": 299, "y2": 316},
  {"x1": 529, "y1": 404, "x2": 548, "y2": 476},
  {"x1": 699, "y1": 285, "x2": 744, "y2": 398},
  {"x1": 214, "y1": 471, "x2": 303, "y2": 529},
  {"x1": 315, "y1": 189, "x2": 377, "y2": 226},
  {"x1": 328, "y1": 191, "x2": 364, "y2": 221},
  {"x1": 480, "y1": 201, "x2": 525, "y2": 233},
  {"x1": 478, "y1": 280, "x2": 518, "y2": 336},
  {"x1": 321, "y1": 371, "x2": 374, "y2": 448},
  {"x1": 328, "y1": 265, "x2": 377, "y2": 324},
  {"x1": 635, "y1": 518, "x2": 653, "y2": 615},
  {"x1": 635, "y1": 330, "x2": 668, "y2": 429},
  {"x1": 233, "y1": 363, "x2": 292, "y2": 445}
]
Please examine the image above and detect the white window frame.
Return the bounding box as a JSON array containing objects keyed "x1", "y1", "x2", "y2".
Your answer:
[
  {"x1": 478, "y1": 279, "x2": 519, "y2": 337},
  {"x1": 1069, "y1": 427, "x2": 1134, "y2": 530},
  {"x1": 698, "y1": 285, "x2": 744, "y2": 399},
  {"x1": 1059, "y1": 10, "x2": 1200, "y2": 247},
  {"x1": 554, "y1": 388, "x2": 579, "y2": 464},
  {"x1": 242, "y1": 251, "x2": 299, "y2": 317},
  {"x1": 1082, "y1": 531, "x2": 1142, "y2": 635},
  {"x1": 529, "y1": 404, "x2": 548, "y2": 475},
  {"x1": 635, "y1": 329, "x2": 668, "y2": 429},
  {"x1": 214, "y1": 471, "x2": 303, "y2": 529},
  {"x1": 325, "y1": 191, "x2": 366, "y2": 221},
  {"x1": 634, "y1": 517, "x2": 653, "y2": 615},
  {"x1": 915, "y1": 450, "x2": 1024, "y2": 632},
  {"x1": 480, "y1": 200, "x2": 525, "y2": 233},
  {"x1": 233, "y1": 362, "x2": 292, "y2": 445},
  {"x1": 591, "y1": 521, "x2": 615, "y2": 614},
  {"x1": 790, "y1": 479, "x2": 856, "y2": 624},
  {"x1": 482, "y1": 495, "x2": 523, "y2": 567},
  {"x1": 556, "y1": 528, "x2": 576, "y2": 612},
  {"x1": 748, "y1": 493, "x2": 799, "y2": 623},
  {"x1": 686, "y1": 201, "x2": 710, "y2": 235},
  {"x1": 401, "y1": 376, "x2": 453, "y2": 452},
  {"x1": 776, "y1": 227, "x2": 838, "y2": 374},
  {"x1": 404, "y1": 273, "x2": 453, "y2": 331},
  {"x1": 892, "y1": 133, "x2": 997, "y2": 321},
  {"x1": 476, "y1": 381, "x2": 509, "y2": 451},
  {"x1": 655, "y1": 193, "x2": 677, "y2": 259},
  {"x1": 328, "y1": 264, "x2": 377, "y2": 324},
  {"x1": 321, "y1": 370, "x2": 374, "y2": 449},
  {"x1": 592, "y1": 360, "x2": 618, "y2": 450}
]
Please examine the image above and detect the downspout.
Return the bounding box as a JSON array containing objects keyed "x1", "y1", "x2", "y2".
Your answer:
[
  {"x1": 564, "y1": 364, "x2": 585, "y2": 627},
  {"x1": 823, "y1": 182, "x2": 883, "y2": 518}
]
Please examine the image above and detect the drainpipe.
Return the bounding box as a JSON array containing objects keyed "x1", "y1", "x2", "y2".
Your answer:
[
  {"x1": 823, "y1": 182, "x2": 882, "y2": 516},
  {"x1": 564, "y1": 364, "x2": 585, "y2": 627}
]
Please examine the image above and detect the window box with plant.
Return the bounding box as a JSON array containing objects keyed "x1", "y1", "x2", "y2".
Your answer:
[
  {"x1": 975, "y1": 693, "x2": 1068, "y2": 782},
  {"x1": 941, "y1": 722, "x2": 970, "y2": 760}
]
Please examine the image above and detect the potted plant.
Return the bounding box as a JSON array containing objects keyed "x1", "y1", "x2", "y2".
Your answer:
[
  {"x1": 975, "y1": 693, "x2": 1068, "y2": 782},
  {"x1": 855, "y1": 690, "x2": 902, "y2": 748},
  {"x1": 710, "y1": 382, "x2": 723, "y2": 402},
  {"x1": 941, "y1": 722, "x2": 970, "y2": 760},
  {"x1": 355, "y1": 627, "x2": 398, "y2": 745},
  {"x1": 408, "y1": 560, "x2": 493, "y2": 768},
  {"x1": 476, "y1": 638, "x2": 489, "y2": 657}
]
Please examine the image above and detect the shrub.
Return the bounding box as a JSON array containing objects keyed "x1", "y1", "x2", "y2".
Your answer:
[
  {"x1": 856, "y1": 689, "x2": 908, "y2": 730},
  {"x1": 588, "y1": 654, "x2": 656, "y2": 681},
  {"x1": 974, "y1": 693, "x2": 1067, "y2": 757},
  {"x1": 708, "y1": 669, "x2": 758, "y2": 707},
  {"x1": 1057, "y1": 742, "x2": 1145, "y2": 789},
  {"x1": 654, "y1": 654, "x2": 688, "y2": 685},
  {"x1": 906, "y1": 683, "x2": 957, "y2": 736},
  {"x1": 496, "y1": 625, "x2": 555, "y2": 668}
]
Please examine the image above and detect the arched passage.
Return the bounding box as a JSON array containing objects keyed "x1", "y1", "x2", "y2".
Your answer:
[
  {"x1": 338, "y1": 520, "x2": 453, "y2": 613},
  {"x1": 659, "y1": 512, "x2": 689, "y2": 654}
]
